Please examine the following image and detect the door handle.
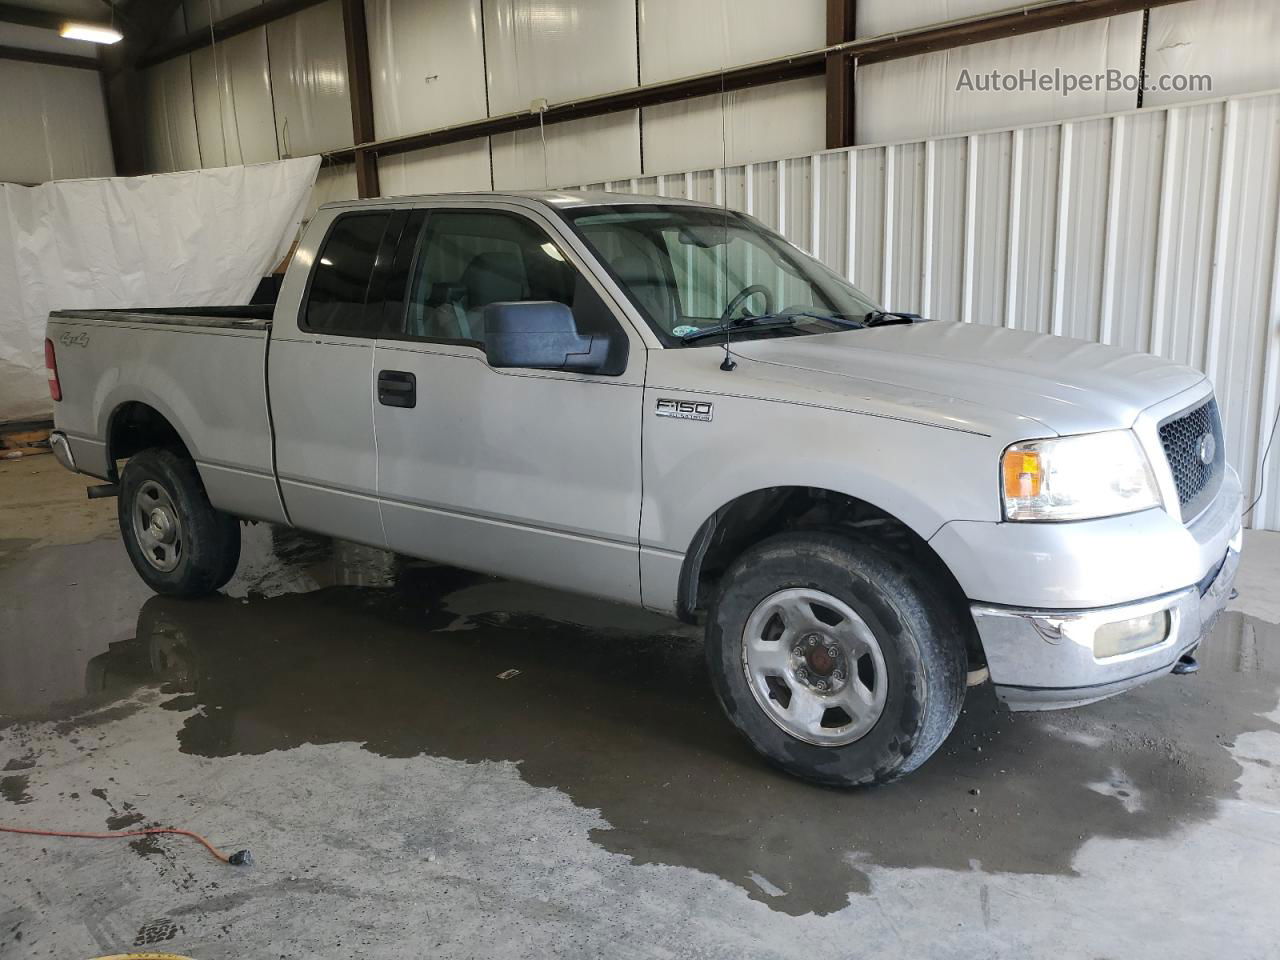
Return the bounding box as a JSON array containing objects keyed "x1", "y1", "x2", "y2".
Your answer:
[{"x1": 378, "y1": 370, "x2": 416, "y2": 408}]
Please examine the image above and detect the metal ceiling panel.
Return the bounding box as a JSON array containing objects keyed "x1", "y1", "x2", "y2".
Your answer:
[
  {"x1": 366, "y1": 0, "x2": 488, "y2": 139},
  {"x1": 0, "y1": 58, "x2": 112, "y2": 183},
  {"x1": 1146, "y1": 0, "x2": 1280, "y2": 108},
  {"x1": 491, "y1": 109, "x2": 639, "y2": 190},
  {"x1": 638, "y1": 0, "x2": 824, "y2": 85},
  {"x1": 482, "y1": 0, "x2": 638, "y2": 117},
  {"x1": 183, "y1": 0, "x2": 264, "y2": 33},
  {"x1": 379, "y1": 138, "x2": 492, "y2": 195},
  {"x1": 641, "y1": 76, "x2": 824, "y2": 176},
  {"x1": 855, "y1": 0, "x2": 1014, "y2": 38},
  {"x1": 855, "y1": 16, "x2": 1142, "y2": 145},
  {"x1": 191, "y1": 26, "x2": 279, "y2": 166},
  {"x1": 142, "y1": 54, "x2": 202, "y2": 173},
  {"x1": 266, "y1": 0, "x2": 353, "y2": 157}
]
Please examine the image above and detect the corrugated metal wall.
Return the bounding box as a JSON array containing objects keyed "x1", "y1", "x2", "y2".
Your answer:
[
  {"x1": 577, "y1": 89, "x2": 1280, "y2": 532},
  {"x1": 0, "y1": 59, "x2": 114, "y2": 185},
  {"x1": 140, "y1": 0, "x2": 832, "y2": 182}
]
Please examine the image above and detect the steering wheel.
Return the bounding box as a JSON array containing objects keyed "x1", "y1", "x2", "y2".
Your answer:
[{"x1": 719, "y1": 284, "x2": 774, "y2": 324}]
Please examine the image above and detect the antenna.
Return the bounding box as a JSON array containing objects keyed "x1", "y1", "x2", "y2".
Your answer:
[{"x1": 717, "y1": 13, "x2": 735, "y2": 372}]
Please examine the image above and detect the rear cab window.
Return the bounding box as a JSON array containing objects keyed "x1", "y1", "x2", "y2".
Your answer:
[{"x1": 301, "y1": 212, "x2": 397, "y2": 336}]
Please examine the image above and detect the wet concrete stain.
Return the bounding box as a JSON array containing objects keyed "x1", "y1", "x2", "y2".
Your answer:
[
  {"x1": 1, "y1": 774, "x2": 32, "y2": 805},
  {"x1": 127, "y1": 834, "x2": 166, "y2": 858},
  {"x1": 133, "y1": 917, "x2": 179, "y2": 946},
  {"x1": 3, "y1": 752, "x2": 36, "y2": 771},
  {"x1": 4, "y1": 525, "x2": 1279, "y2": 916},
  {"x1": 0, "y1": 537, "x2": 36, "y2": 571},
  {"x1": 106, "y1": 810, "x2": 146, "y2": 830},
  {"x1": 89, "y1": 785, "x2": 150, "y2": 834}
]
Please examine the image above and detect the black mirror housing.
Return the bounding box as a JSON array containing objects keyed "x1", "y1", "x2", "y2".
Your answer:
[{"x1": 482, "y1": 301, "x2": 611, "y2": 373}]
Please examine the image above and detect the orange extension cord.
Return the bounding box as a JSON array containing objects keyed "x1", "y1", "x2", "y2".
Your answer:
[{"x1": 0, "y1": 823, "x2": 251, "y2": 865}]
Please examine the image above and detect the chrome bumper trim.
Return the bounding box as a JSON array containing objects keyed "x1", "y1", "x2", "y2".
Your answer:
[
  {"x1": 49, "y1": 430, "x2": 77, "y2": 473},
  {"x1": 973, "y1": 535, "x2": 1241, "y2": 712}
]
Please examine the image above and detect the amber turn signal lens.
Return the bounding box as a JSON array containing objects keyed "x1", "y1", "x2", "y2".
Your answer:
[{"x1": 1002, "y1": 450, "x2": 1042, "y2": 499}]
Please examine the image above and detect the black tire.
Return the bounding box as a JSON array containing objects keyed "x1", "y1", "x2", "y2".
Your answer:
[
  {"x1": 117, "y1": 447, "x2": 241, "y2": 597},
  {"x1": 706, "y1": 531, "x2": 966, "y2": 786}
]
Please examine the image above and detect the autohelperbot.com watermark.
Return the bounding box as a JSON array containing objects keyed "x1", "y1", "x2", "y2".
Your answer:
[{"x1": 955, "y1": 67, "x2": 1212, "y2": 97}]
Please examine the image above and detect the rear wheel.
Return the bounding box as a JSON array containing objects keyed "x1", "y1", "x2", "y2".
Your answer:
[
  {"x1": 706, "y1": 531, "x2": 966, "y2": 786},
  {"x1": 118, "y1": 447, "x2": 241, "y2": 596}
]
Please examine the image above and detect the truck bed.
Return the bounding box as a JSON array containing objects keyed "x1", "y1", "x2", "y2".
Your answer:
[{"x1": 47, "y1": 306, "x2": 284, "y2": 525}]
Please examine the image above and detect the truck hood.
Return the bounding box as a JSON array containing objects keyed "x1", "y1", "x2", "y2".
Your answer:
[{"x1": 729, "y1": 321, "x2": 1206, "y2": 437}]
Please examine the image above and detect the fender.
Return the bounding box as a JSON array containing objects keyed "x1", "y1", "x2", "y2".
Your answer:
[{"x1": 638, "y1": 392, "x2": 1005, "y2": 616}]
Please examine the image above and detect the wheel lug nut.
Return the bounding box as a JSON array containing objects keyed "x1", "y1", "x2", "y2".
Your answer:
[
  {"x1": 815, "y1": 680, "x2": 828, "y2": 691},
  {"x1": 832, "y1": 670, "x2": 845, "y2": 681}
]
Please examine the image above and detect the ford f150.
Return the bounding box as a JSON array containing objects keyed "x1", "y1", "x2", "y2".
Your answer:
[{"x1": 44, "y1": 191, "x2": 1242, "y2": 785}]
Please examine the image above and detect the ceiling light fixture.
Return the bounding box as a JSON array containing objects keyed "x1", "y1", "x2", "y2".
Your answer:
[{"x1": 59, "y1": 22, "x2": 123, "y2": 44}]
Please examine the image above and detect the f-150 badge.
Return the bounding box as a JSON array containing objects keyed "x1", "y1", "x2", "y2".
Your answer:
[{"x1": 656, "y1": 398, "x2": 713, "y2": 422}]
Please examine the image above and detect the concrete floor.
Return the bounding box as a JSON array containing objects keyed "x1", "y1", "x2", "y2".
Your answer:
[{"x1": 1, "y1": 454, "x2": 1278, "y2": 959}]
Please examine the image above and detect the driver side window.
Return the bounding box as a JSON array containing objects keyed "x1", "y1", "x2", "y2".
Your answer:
[
  {"x1": 399, "y1": 209, "x2": 629, "y2": 375},
  {"x1": 403, "y1": 210, "x2": 614, "y2": 344}
]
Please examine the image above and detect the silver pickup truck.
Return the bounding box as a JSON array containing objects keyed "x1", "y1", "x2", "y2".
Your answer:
[{"x1": 44, "y1": 191, "x2": 1242, "y2": 786}]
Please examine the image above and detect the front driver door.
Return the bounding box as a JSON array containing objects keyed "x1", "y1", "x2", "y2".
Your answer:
[{"x1": 372, "y1": 203, "x2": 646, "y2": 604}]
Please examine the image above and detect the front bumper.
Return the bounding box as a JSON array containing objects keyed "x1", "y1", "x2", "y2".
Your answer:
[{"x1": 971, "y1": 526, "x2": 1241, "y2": 711}]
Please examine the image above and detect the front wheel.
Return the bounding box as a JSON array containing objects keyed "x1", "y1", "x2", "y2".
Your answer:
[
  {"x1": 118, "y1": 447, "x2": 241, "y2": 597},
  {"x1": 706, "y1": 532, "x2": 966, "y2": 786}
]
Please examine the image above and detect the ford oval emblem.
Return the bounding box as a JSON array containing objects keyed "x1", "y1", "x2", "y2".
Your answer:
[{"x1": 1197, "y1": 433, "x2": 1216, "y2": 466}]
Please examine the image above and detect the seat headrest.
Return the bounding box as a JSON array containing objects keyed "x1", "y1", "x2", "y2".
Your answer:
[{"x1": 462, "y1": 251, "x2": 524, "y2": 305}]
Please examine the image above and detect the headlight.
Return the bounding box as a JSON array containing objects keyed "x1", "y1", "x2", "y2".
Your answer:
[{"x1": 1001, "y1": 431, "x2": 1160, "y2": 521}]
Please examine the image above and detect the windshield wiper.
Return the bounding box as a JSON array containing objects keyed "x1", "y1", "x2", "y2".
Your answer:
[
  {"x1": 679, "y1": 316, "x2": 797, "y2": 344},
  {"x1": 759, "y1": 310, "x2": 867, "y2": 329},
  {"x1": 863, "y1": 309, "x2": 922, "y2": 326}
]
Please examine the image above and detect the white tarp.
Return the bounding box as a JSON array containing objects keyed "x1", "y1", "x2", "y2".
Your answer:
[{"x1": 0, "y1": 157, "x2": 320, "y2": 423}]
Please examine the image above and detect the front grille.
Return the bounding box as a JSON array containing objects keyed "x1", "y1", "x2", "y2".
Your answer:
[{"x1": 1158, "y1": 398, "x2": 1223, "y2": 518}]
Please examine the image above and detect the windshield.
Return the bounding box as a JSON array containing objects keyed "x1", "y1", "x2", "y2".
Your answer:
[{"x1": 564, "y1": 204, "x2": 882, "y2": 346}]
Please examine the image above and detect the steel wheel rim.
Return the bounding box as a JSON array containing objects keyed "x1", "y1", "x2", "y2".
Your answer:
[
  {"x1": 741, "y1": 587, "x2": 888, "y2": 746},
  {"x1": 131, "y1": 479, "x2": 183, "y2": 573}
]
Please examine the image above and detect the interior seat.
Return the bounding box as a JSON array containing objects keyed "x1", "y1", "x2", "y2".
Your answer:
[
  {"x1": 612, "y1": 253, "x2": 678, "y2": 330},
  {"x1": 461, "y1": 251, "x2": 526, "y2": 341}
]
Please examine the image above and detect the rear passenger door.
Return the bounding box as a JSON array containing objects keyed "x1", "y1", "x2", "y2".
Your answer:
[
  {"x1": 371, "y1": 203, "x2": 647, "y2": 605},
  {"x1": 269, "y1": 207, "x2": 420, "y2": 546}
]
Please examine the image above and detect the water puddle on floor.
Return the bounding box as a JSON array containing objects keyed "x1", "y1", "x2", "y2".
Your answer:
[{"x1": 2, "y1": 525, "x2": 1278, "y2": 915}]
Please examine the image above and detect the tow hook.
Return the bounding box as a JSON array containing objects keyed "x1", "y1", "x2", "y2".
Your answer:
[{"x1": 1172, "y1": 653, "x2": 1200, "y2": 676}]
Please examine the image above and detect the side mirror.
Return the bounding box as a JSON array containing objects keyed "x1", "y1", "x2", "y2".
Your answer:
[{"x1": 482, "y1": 301, "x2": 611, "y2": 373}]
